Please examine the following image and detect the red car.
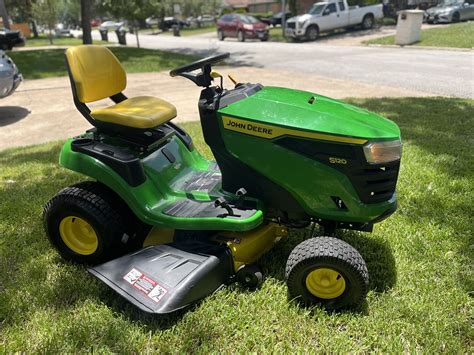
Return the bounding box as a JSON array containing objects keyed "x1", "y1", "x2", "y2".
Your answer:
[{"x1": 217, "y1": 14, "x2": 269, "y2": 42}]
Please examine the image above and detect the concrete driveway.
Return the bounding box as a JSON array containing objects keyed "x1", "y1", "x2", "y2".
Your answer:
[
  {"x1": 96, "y1": 31, "x2": 473, "y2": 99},
  {"x1": 0, "y1": 65, "x2": 431, "y2": 151}
]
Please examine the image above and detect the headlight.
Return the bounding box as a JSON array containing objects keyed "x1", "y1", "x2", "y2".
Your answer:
[
  {"x1": 298, "y1": 20, "x2": 307, "y2": 27},
  {"x1": 243, "y1": 24, "x2": 254, "y2": 30},
  {"x1": 363, "y1": 140, "x2": 402, "y2": 164}
]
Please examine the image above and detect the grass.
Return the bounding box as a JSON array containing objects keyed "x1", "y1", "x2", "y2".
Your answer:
[
  {"x1": 366, "y1": 21, "x2": 474, "y2": 48},
  {"x1": 25, "y1": 34, "x2": 107, "y2": 47},
  {"x1": 8, "y1": 47, "x2": 200, "y2": 80},
  {"x1": 0, "y1": 97, "x2": 473, "y2": 352}
]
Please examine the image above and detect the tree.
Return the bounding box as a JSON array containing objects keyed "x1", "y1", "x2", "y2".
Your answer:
[
  {"x1": 98, "y1": 0, "x2": 161, "y2": 48},
  {"x1": 0, "y1": 0, "x2": 10, "y2": 29},
  {"x1": 7, "y1": 0, "x2": 39, "y2": 37},
  {"x1": 81, "y1": 0, "x2": 92, "y2": 44},
  {"x1": 32, "y1": 0, "x2": 60, "y2": 44}
]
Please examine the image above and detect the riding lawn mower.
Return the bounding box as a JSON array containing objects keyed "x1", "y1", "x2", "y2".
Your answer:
[{"x1": 43, "y1": 46, "x2": 402, "y2": 313}]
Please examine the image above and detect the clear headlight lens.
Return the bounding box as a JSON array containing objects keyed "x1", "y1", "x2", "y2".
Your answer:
[
  {"x1": 243, "y1": 24, "x2": 254, "y2": 30},
  {"x1": 298, "y1": 20, "x2": 307, "y2": 27},
  {"x1": 363, "y1": 140, "x2": 402, "y2": 164}
]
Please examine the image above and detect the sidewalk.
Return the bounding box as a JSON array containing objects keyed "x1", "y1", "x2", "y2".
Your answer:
[{"x1": 0, "y1": 66, "x2": 432, "y2": 151}]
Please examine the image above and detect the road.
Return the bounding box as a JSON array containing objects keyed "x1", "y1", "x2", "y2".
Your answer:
[{"x1": 102, "y1": 32, "x2": 473, "y2": 99}]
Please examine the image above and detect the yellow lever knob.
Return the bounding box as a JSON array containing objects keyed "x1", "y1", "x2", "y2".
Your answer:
[{"x1": 210, "y1": 70, "x2": 223, "y2": 79}]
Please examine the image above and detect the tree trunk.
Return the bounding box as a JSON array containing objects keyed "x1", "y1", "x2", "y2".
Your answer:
[
  {"x1": 31, "y1": 20, "x2": 39, "y2": 38},
  {"x1": 288, "y1": 0, "x2": 297, "y2": 16},
  {"x1": 81, "y1": 0, "x2": 93, "y2": 44},
  {"x1": 0, "y1": 0, "x2": 10, "y2": 30},
  {"x1": 135, "y1": 25, "x2": 140, "y2": 48}
]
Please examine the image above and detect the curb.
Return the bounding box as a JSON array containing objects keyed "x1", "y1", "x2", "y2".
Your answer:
[{"x1": 367, "y1": 43, "x2": 473, "y2": 52}]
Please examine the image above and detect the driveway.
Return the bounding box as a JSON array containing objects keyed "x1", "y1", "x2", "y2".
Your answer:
[
  {"x1": 0, "y1": 66, "x2": 431, "y2": 151},
  {"x1": 95, "y1": 31, "x2": 473, "y2": 99}
]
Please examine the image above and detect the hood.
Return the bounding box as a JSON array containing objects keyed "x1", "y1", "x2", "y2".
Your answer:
[
  {"x1": 219, "y1": 86, "x2": 400, "y2": 141},
  {"x1": 287, "y1": 14, "x2": 315, "y2": 23},
  {"x1": 427, "y1": 5, "x2": 456, "y2": 13}
]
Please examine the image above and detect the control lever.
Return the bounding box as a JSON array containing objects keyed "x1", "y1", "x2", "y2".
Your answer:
[
  {"x1": 235, "y1": 188, "x2": 247, "y2": 208},
  {"x1": 214, "y1": 197, "x2": 234, "y2": 216}
]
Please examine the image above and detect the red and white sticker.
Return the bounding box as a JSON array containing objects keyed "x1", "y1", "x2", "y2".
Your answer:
[{"x1": 123, "y1": 268, "x2": 167, "y2": 303}]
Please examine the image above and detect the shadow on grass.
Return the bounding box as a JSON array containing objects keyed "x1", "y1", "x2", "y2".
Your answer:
[{"x1": 348, "y1": 97, "x2": 473, "y2": 179}]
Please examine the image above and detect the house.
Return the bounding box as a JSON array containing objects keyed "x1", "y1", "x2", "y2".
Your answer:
[{"x1": 223, "y1": 0, "x2": 317, "y2": 15}]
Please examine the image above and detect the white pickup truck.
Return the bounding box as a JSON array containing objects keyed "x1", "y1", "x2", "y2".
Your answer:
[{"x1": 285, "y1": 0, "x2": 383, "y2": 41}]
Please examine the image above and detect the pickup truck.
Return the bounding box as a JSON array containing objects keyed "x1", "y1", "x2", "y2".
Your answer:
[{"x1": 285, "y1": 0, "x2": 383, "y2": 41}]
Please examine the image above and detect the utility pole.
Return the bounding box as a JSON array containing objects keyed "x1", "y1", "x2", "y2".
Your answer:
[
  {"x1": 0, "y1": 0, "x2": 10, "y2": 30},
  {"x1": 281, "y1": 0, "x2": 286, "y2": 37}
]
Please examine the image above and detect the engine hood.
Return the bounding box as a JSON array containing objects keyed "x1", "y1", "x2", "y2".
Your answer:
[
  {"x1": 427, "y1": 5, "x2": 456, "y2": 14},
  {"x1": 218, "y1": 86, "x2": 400, "y2": 141},
  {"x1": 287, "y1": 14, "x2": 315, "y2": 23}
]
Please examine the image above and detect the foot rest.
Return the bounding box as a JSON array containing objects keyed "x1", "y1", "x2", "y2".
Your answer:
[{"x1": 163, "y1": 199, "x2": 256, "y2": 219}]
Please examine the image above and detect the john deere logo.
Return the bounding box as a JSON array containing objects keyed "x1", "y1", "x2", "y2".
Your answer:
[{"x1": 225, "y1": 118, "x2": 273, "y2": 136}]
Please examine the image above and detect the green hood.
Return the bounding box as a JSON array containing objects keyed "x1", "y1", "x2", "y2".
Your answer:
[{"x1": 219, "y1": 86, "x2": 400, "y2": 141}]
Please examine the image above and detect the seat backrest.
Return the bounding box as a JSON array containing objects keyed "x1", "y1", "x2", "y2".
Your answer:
[{"x1": 65, "y1": 45, "x2": 126, "y2": 103}]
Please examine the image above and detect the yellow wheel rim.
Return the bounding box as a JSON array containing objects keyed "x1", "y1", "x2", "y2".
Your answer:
[
  {"x1": 305, "y1": 268, "x2": 346, "y2": 299},
  {"x1": 59, "y1": 216, "x2": 98, "y2": 255}
]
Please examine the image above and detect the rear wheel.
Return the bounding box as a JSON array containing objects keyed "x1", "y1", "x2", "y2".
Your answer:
[
  {"x1": 452, "y1": 12, "x2": 460, "y2": 22},
  {"x1": 43, "y1": 181, "x2": 149, "y2": 265},
  {"x1": 361, "y1": 14, "x2": 375, "y2": 29},
  {"x1": 285, "y1": 237, "x2": 369, "y2": 310},
  {"x1": 305, "y1": 25, "x2": 319, "y2": 41},
  {"x1": 237, "y1": 30, "x2": 245, "y2": 42},
  {"x1": 217, "y1": 29, "x2": 225, "y2": 41}
]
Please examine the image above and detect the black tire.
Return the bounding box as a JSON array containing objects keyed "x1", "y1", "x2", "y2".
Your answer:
[
  {"x1": 237, "y1": 30, "x2": 245, "y2": 42},
  {"x1": 452, "y1": 12, "x2": 460, "y2": 22},
  {"x1": 237, "y1": 264, "x2": 263, "y2": 289},
  {"x1": 260, "y1": 35, "x2": 269, "y2": 42},
  {"x1": 305, "y1": 25, "x2": 319, "y2": 41},
  {"x1": 285, "y1": 237, "x2": 369, "y2": 310},
  {"x1": 217, "y1": 29, "x2": 225, "y2": 41},
  {"x1": 361, "y1": 14, "x2": 375, "y2": 30},
  {"x1": 43, "y1": 181, "x2": 149, "y2": 265}
]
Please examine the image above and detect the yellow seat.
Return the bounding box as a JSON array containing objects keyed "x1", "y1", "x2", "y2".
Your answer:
[
  {"x1": 91, "y1": 96, "x2": 177, "y2": 129},
  {"x1": 65, "y1": 45, "x2": 177, "y2": 129}
]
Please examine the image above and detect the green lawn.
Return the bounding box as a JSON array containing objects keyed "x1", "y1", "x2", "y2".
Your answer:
[
  {"x1": 25, "y1": 34, "x2": 107, "y2": 47},
  {"x1": 366, "y1": 21, "x2": 474, "y2": 48},
  {"x1": 8, "y1": 47, "x2": 200, "y2": 80},
  {"x1": 0, "y1": 97, "x2": 472, "y2": 352}
]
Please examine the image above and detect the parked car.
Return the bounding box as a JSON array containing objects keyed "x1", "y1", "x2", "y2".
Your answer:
[
  {"x1": 285, "y1": 0, "x2": 383, "y2": 41},
  {"x1": 261, "y1": 11, "x2": 292, "y2": 26},
  {"x1": 217, "y1": 14, "x2": 269, "y2": 42},
  {"x1": 0, "y1": 29, "x2": 25, "y2": 50},
  {"x1": 197, "y1": 14, "x2": 216, "y2": 25},
  {"x1": 99, "y1": 21, "x2": 124, "y2": 31},
  {"x1": 0, "y1": 50, "x2": 22, "y2": 98},
  {"x1": 161, "y1": 17, "x2": 188, "y2": 31},
  {"x1": 425, "y1": 0, "x2": 474, "y2": 23}
]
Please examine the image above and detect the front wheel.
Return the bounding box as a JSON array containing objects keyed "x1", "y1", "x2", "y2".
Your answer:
[
  {"x1": 285, "y1": 237, "x2": 369, "y2": 310},
  {"x1": 237, "y1": 30, "x2": 245, "y2": 42},
  {"x1": 217, "y1": 29, "x2": 225, "y2": 41},
  {"x1": 305, "y1": 26, "x2": 319, "y2": 41},
  {"x1": 452, "y1": 12, "x2": 460, "y2": 22}
]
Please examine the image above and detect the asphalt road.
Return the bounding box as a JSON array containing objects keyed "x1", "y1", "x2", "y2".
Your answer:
[{"x1": 109, "y1": 32, "x2": 473, "y2": 99}]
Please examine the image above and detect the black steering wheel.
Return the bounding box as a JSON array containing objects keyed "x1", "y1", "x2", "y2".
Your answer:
[{"x1": 169, "y1": 52, "x2": 230, "y2": 77}]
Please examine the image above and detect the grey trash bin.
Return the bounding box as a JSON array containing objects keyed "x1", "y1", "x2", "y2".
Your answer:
[
  {"x1": 395, "y1": 10, "x2": 424, "y2": 45},
  {"x1": 99, "y1": 28, "x2": 108, "y2": 41},
  {"x1": 172, "y1": 24, "x2": 181, "y2": 37},
  {"x1": 115, "y1": 27, "x2": 127, "y2": 45}
]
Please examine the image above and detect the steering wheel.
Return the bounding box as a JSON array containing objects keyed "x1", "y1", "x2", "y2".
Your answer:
[{"x1": 169, "y1": 53, "x2": 230, "y2": 77}]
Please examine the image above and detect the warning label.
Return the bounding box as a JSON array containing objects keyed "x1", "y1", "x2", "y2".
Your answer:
[{"x1": 123, "y1": 268, "x2": 167, "y2": 303}]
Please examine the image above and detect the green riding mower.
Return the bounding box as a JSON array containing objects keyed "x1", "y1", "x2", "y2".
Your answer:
[{"x1": 43, "y1": 46, "x2": 402, "y2": 313}]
